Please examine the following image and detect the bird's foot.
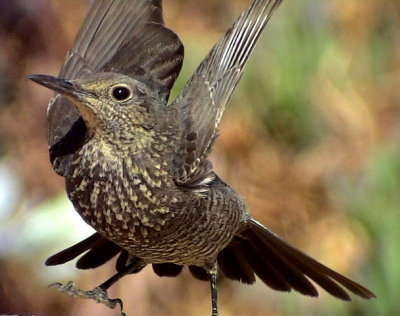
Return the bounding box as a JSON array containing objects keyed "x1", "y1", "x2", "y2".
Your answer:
[{"x1": 49, "y1": 281, "x2": 124, "y2": 312}]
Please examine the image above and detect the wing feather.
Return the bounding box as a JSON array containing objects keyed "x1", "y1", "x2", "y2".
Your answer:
[
  {"x1": 47, "y1": 0, "x2": 183, "y2": 176},
  {"x1": 172, "y1": 0, "x2": 282, "y2": 186}
]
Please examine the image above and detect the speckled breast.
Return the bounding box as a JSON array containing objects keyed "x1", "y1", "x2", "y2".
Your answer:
[{"x1": 65, "y1": 145, "x2": 244, "y2": 265}]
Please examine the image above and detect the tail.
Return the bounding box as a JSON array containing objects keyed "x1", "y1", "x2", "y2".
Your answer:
[
  {"x1": 217, "y1": 219, "x2": 375, "y2": 300},
  {"x1": 46, "y1": 221, "x2": 375, "y2": 300}
]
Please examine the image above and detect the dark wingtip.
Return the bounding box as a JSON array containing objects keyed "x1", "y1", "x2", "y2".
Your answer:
[
  {"x1": 45, "y1": 255, "x2": 60, "y2": 266},
  {"x1": 45, "y1": 249, "x2": 77, "y2": 266},
  {"x1": 44, "y1": 233, "x2": 104, "y2": 266}
]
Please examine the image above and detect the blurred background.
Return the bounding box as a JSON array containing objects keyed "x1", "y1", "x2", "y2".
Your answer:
[{"x1": 0, "y1": 0, "x2": 399, "y2": 315}]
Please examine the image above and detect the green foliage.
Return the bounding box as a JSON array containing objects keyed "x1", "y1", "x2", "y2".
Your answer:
[{"x1": 345, "y1": 147, "x2": 400, "y2": 316}]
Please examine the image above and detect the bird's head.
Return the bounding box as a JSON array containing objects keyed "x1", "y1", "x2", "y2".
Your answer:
[{"x1": 29, "y1": 72, "x2": 163, "y2": 147}]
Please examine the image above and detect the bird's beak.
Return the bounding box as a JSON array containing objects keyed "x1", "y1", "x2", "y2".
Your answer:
[{"x1": 27, "y1": 74, "x2": 88, "y2": 100}]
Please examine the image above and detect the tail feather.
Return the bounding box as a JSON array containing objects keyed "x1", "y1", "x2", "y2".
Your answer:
[
  {"x1": 263, "y1": 230, "x2": 351, "y2": 299},
  {"x1": 45, "y1": 220, "x2": 375, "y2": 301},
  {"x1": 240, "y1": 239, "x2": 292, "y2": 291},
  {"x1": 218, "y1": 244, "x2": 256, "y2": 284},
  {"x1": 245, "y1": 229, "x2": 319, "y2": 296},
  {"x1": 237, "y1": 219, "x2": 375, "y2": 300}
]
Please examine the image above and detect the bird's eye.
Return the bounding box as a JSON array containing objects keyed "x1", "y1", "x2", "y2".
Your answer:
[{"x1": 111, "y1": 86, "x2": 131, "y2": 101}]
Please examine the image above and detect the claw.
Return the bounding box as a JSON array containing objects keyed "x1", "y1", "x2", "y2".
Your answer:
[{"x1": 48, "y1": 281, "x2": 124, "y2": 310}]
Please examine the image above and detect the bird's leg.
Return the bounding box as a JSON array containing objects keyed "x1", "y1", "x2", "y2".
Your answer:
[
  {"x1": 49, "y1": 280, "x2": 123, "y2": 309},
  {"x1": 209, "y1": 264, "x2": 219, "y2": 316},
  {"x1": 49, "y1": 260, "x2": 139, "y2": 312}
]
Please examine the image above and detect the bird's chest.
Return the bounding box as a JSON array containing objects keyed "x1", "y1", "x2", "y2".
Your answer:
[
  {"x1": 65, "y1": 146, "x2": 242, "y2": 266},
  {"x1": 65, "y1": 149, "x2": 178, "y2": 248}
]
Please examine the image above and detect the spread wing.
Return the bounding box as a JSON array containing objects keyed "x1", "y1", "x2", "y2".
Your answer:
[
  {"x1": 171, "y1": 0, "x2": 282, "y2": 188},
  {"x1": 48, "y1": 0, "x2": 183, "y2": 176}
]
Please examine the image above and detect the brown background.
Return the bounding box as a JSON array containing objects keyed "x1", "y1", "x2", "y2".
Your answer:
[{"x1": 0, "y1": 0, "x2": 399, "y2": 315}]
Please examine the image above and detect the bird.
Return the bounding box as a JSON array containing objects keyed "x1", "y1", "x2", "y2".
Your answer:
[{"x1": 28, "y1": 0, "x2": 375, "y2": 315}]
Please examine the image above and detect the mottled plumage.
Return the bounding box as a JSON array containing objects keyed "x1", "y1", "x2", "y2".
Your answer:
[{"x1": 28, "y1": 0, "x2": 375, "y2": 315}]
